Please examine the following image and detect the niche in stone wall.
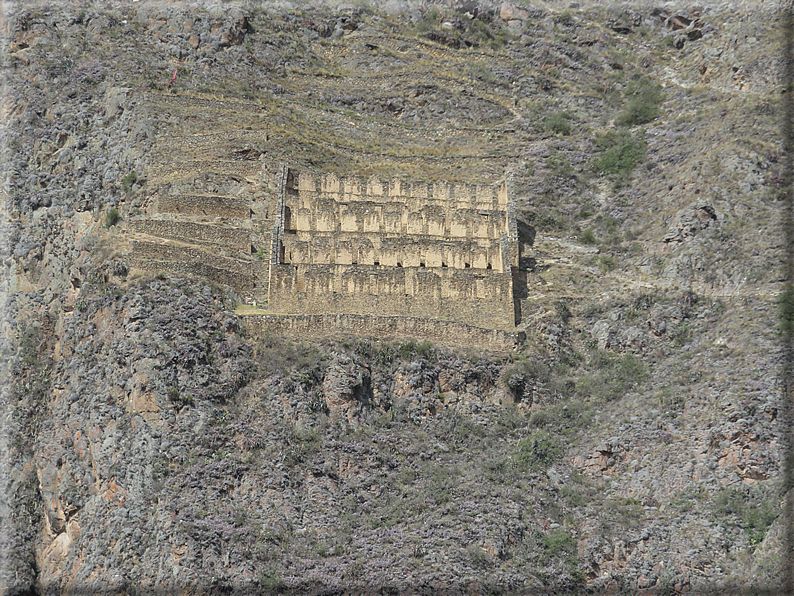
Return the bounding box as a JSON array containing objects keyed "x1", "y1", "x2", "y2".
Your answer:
[{"x1": 284, "y1": 206, "x2": 295, "y2": 233}]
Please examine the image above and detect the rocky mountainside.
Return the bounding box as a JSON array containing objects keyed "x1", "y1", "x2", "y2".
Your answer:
[{"x1": 0, "y1": 0, "x2": 790, "y2": 594}]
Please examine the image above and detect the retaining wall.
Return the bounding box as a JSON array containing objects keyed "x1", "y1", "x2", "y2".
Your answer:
[
  {"x1": 155, "y1": 195, "x2": 252, "y2": 218},
  {"x1": 131, "y1": 240, "x2": 254, "y2": 289},
  {"x1": 130, "y1": 219, "x2": 252, "y2": 251},
  {"x1": 241, "y1": 313, "x2": 524, "y2": 352},
  {"x1": 149, "y1": 160, "x2": 263, "y2": 180},
  {"x1": 286, "y1": 201, "x2": 508, "y2": 243}
]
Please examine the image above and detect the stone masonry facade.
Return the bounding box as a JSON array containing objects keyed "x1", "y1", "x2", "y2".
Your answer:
[{"x1": 128, "y1": 93, "x2": 522, "y2": 345}]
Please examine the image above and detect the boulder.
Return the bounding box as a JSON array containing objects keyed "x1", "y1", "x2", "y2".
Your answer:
[
  {"x1": 663, "y1": 201, "x2": 718, "y2": 245},
  {"x1": 321, "y1": 352, "x2": 371, "y2": 422}
]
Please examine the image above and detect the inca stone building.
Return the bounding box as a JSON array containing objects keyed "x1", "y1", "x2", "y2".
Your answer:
[{"x1": 128, "y1": 94, "x2": 522, "y2": 347}]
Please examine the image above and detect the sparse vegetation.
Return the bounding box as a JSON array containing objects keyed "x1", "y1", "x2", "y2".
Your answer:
[
  {"x1": 575, "y1": 351, "x2": 649, "y2": 402},
  {"x1": 777, "y1": 285, "x2": 794, "y2": 334},
  {"x1": 592, "y1": 129, "x2": 647, "y2": 185},
  {"x1": 515, "y1": 430, "x2": 562, "y2": 471},
  {"x1": 712, "y1": 486, "x2": 779, "y2": 547},
  {"x1": 104, "y1": 207, "x2": 120, "y2": 227},
  {"x1": 545, "y1": 111, "x2": 573, "y2": 136},
  {"x1": 121, "y1": 171, "x2": 138, "y2": 192},
  {"x1": 616, "y1": 76, "x2": 663, "y2": 126},
  {"x1": 578, "y1": 228, "x2": 596, "y2": 245}
]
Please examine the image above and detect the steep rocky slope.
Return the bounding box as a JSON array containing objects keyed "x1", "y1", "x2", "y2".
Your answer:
[{"x1": 1, "y1": 0, "x2": 790, "y2": 594}]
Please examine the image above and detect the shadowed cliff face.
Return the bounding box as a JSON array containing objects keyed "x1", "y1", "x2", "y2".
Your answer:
[{"x1": 1, "y1": 1, "x2": 789, "y2": 594}]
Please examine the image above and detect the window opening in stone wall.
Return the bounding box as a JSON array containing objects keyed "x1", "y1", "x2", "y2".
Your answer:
[
  {"x1": 465, "y1": 263, "x2": 470, "y2": 268},
  {"x1": 280, "y1": 242, "x2": 286, "y2": 263},
  {"x1": 442, "y1": 262, "x2": 447, "y2": 267},
  {"x1": 374, "y1": 261, "x2": 380, "y2": 266},
  {"x1": 420, "y1": 262, "x2": 425, "y2": 267},
  {"x1": 284, "y1": 206, "x2": 295, "y2": 233},
  {"x1": 397, "y1": 262, "x2": 402, "y2": 267},
  {"x1": 487, "y1": 263, "x2": 492, "y2": 269}
]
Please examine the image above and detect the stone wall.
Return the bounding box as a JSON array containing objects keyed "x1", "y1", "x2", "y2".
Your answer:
[
  {"x1": 129, "y1": 94, "x2": 522, "y2": 338},
  {"x1": 286, "y1": 204, "x2": 507, "y2": 249},
  {"x1": 149, "y1": 160, "x2": 263, "y2": 180},
  {"x1": 281, "y1": 234, "x2": 502, "y2": 270},
  {"x1": 129, "y1": 219, "x2": 252, "y2": 251},
  {"x1": 267, "y1": 263, "x2": 515, "y2": 330},
  {"x1": 240, "y1": 313, "x2": 525, "y2": 352},
  {"x1": 155, "y1": 194, "x2": 252, "y2": 219},
  {"x1": 291, "y1": 171, "x2": 507, "y2": 210},
  {"x1": 131, "y1": 240, "x2": 254, "y2": 289},
  {"x1": 264, "y1": 167, "x2": 520, "y2": 331}
]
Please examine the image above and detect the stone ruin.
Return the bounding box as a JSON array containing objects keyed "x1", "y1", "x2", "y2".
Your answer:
[{"x1": 127, "y1": 93, "x2": 524, "y2": 349}]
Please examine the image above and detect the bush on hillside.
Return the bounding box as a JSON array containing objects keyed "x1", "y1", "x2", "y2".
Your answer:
[{"x1": 616, "y1": 76, "x2": 663, "y2": 126}]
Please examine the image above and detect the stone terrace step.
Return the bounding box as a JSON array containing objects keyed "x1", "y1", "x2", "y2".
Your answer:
[
  {"x1": 155, "y1": 194, "x2": 253, "y2": 219},
  {"x1": 128, "y1": 219, "x2": 253, "y2": 252},
  {"x1": 130, "y1": 240, "x2": 256, "y2": 291},
  {"x1": 149, "y1": 160, "x2": 263, "y2": 181}
]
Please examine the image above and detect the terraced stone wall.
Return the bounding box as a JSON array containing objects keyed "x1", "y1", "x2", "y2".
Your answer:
[
  {"x1": 129, "y1": 220, "x2": 252, "y2": 251},
  {"x1": 155, "y1": 194, "x2": 252, "y2": 219},
  {"x1": 148, "y1": 160, "x2": 263, "y2": 180},
  {"x1": 240, "y1": 313, "x2": 525, "y2": 352},
  {"x1": 131, "y1": 240, "x2": 257, "y2": 290},
  {"x1": 127, "y1": 92, "x2": 520, "y2": 334}
]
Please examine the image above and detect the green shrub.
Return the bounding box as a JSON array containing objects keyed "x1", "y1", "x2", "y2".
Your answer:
[
  {"x1": 546, "y1": 111, "x2": 573, "y2": 136},
  {"x1": 669, "y1": 487, "x2": 705, "y2": 512},
  {"x1": 578, "y1": 228, "x2": 596, "y2": 245},
  {"x1": 466, "y1": 544, "x2": 493, "y2": 569},
  {"x1": 167, "y1": 386, "x2": 193, "y2": 407},
  {"x1": 529, "y1": 399, "x2": 590, "y2": 435},
  {"x1": 256, "y1": 334, "x2": 328, "y2": 378},
  {"x1": 121, "y1": 172, "x2": 138, "y2": 192},
  {"x1": 545, "y1": 151, "x2": 575, "y2": 179},
  {"x1": 415, "y1": 7, "x2": 442, "y2": 33},
  {"x1": 257, "y1": 571, "x2": 286, "y2": 593},
  {"x1": 604, "y1": 496, "x2": 645, "y2": 527},
  {"x1": 576, "y1": 351, "x2": 648, "y2": 402},
  {"x1": 515, "y1": 430, "x2": 562, "y2": 471},
  {"x1": 554, "y1": 300, "x2": 572, "y2": 324},
  {"x1": 777, "y1": 285, "x2": 794, "y2": 334},
  {"x1": 616, "y1": 76, "x2": 663, "y2": 126},
  {"x1": 503, "y1": 359, "x2": 551, "y2": 397},
  {"x1": 541, "y1": 527, "x2": 577, "y2": 559},
  {"x1": 397, "y1": 340, "x2": 434, "y2": 360},
  {"x1": 466, "y1": 63, "x2": 497, "y2": 84},
  {"x1": 598, "y1": 255, "x2": 616, "y2": 273},
  {"x1": 592, "y1": 130, "x2": 647, "y2": 183},
  {"x1": 422, "y1": 462, "x2": 459, "y2": 504},
  {"x1": 104, "y1": 208, "x2": 121, "y2": 228},
  {"x1": 713, "y1": 486, "x2": 779, "y2": 546}
]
